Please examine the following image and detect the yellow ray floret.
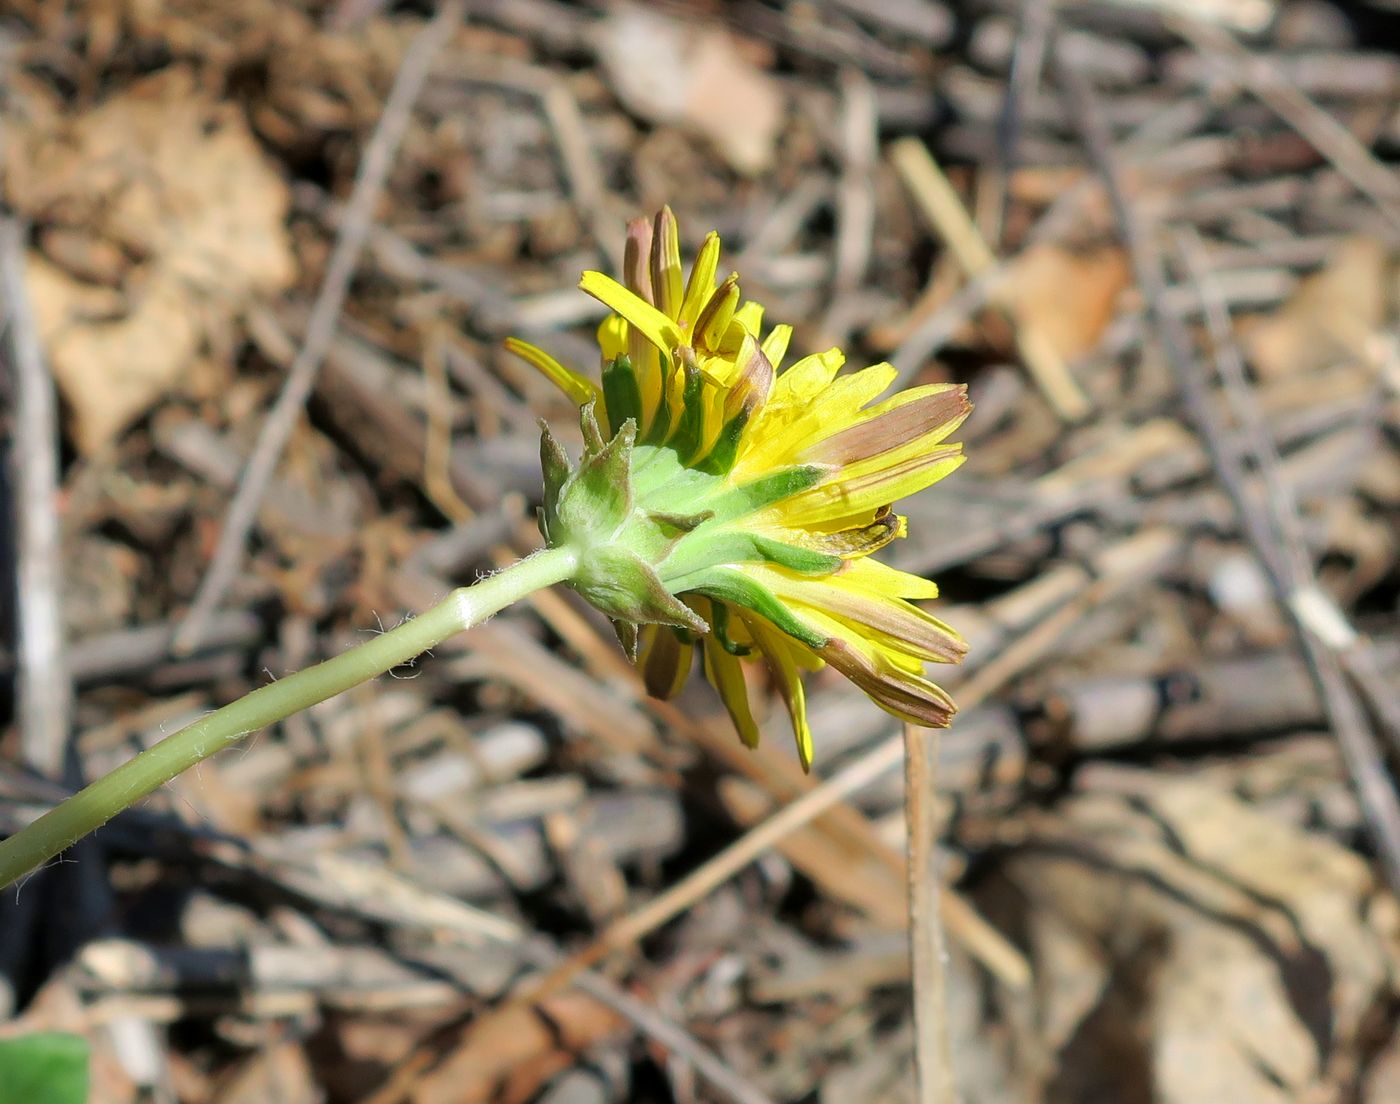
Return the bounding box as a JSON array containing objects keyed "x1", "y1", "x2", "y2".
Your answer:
[{"x1": 503, "y1": 337, "x2": 599, "y2": 405}]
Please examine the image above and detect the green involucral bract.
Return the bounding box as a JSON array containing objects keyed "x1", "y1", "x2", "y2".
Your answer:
[{"x1": 539, "y1": 403, "x2": 839, "y2": 645}]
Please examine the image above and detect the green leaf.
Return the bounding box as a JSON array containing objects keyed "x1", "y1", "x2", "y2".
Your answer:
[
  {"x1": 0, "y1": 1033, "x2": 90, "y2": 1104},
  {"x1": 667, "y1": 357, "x2": 706, "y2": 463},
  {"x1": 579, "y1": 399, "x2": 606, "y2": 454},
  {"x1": 711, "y1": 600, "x2": 751, "y2": 656},
  {"x1": 629, "y1": 442, "x2": 714, "y2": 503},
  {"x1": 701, "y1": 465, "x2": 828, "y2": 525},
  {"x1": 660, "y1": 529, "x2": 841, "y2": 582},
  {"x1": 748, "y1": 535, "x2": 842, "y2": 574},
  {"x1": 558, "y1": 419, "x2": 636, "y2": 543},
  {"x1": 538, "y1": 421, "x2": 572, "y2": 542},
  {"x1": 573, "y1": 545, "x2": 709, "y2": 634},
  {"x1": 640, "y1": 354, "x2": 675, "y2": 446},
  {"x1": 601, "y1": 355, "x2": 642, "y2": 437},
  {"x1": 610, "y1": 617, "x2": 640, "y2": 662},
  {"x1": 645, "y1": 509, "x2": 714, "y2": 534},
  {"x1": 676, "y1": 567, "x2": 827, "y2": 649},
  {"x1": 695, "y1": 407, "x2": 750, "y2": 475}
]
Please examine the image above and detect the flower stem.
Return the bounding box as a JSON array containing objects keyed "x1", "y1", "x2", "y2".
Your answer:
[{"x1": 0, "y1": 547, "x2": 578, "y2": 890}]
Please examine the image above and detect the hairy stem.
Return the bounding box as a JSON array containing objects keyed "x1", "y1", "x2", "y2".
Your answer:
[{"x1": 0, "y1": 547, "x2": 578, "y2": 890}]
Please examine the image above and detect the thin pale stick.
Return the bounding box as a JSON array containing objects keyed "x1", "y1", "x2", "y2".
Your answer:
[
  {"x1": 0, "y1": 219, "x2": 71, "y2": 777},
  {"x1": 905, "y1": 724, "x2": 955, "y2": 1104},
  {"x1": 984, "y1": 0, "x2": 1055, "y2": 245}
]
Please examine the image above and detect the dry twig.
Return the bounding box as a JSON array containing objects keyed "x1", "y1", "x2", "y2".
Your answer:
[{"x1": 904, "y1": 723, "x2": 956, "y2": 1104}]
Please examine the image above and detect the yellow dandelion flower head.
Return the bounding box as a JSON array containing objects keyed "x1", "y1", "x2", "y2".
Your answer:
[{"x1": 509, "y1": 207, "x2": 971, "y2": 770}]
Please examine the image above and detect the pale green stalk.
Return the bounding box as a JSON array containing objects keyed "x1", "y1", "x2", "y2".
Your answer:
[{"x1": 0, "y1": 547, "x2": 579, "y2": 890}]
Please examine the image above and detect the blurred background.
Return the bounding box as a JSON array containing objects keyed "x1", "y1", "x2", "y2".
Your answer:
[{"x1": 1, "y1": 0, "x2": 1399, "y2": 1101}]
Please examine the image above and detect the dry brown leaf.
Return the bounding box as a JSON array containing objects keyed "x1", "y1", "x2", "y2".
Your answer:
[
  {"x1": 1153, "y1": 922, "x2": 1318, "y2": 1103},
  {"x1": 595, "y1": 7, "x2": 784, "y2": 176},
  {"x1": 998, "y1": 243, "x2": 1130, "y2": 363},
  {"x1": 1240, "y1": 237, "x2": 1394, "y2": 380},
  {"x1": 7, "y1": 67, "x2": 295, "y2": 453},
  {"x1": 984, "y1": 766, "x2": 1397, "y2": 1104},
  {"x1": 24, "y1": 255, "x2": 206, "y2": 455}
]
